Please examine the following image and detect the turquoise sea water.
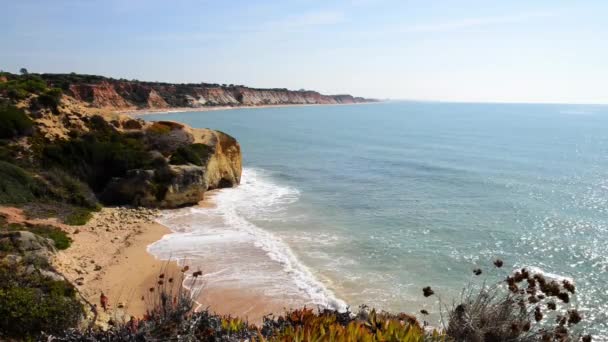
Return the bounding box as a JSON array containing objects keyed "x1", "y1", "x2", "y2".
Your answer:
[{"x1": 144, "y1": 102, "x2": 608, "y2": 336}]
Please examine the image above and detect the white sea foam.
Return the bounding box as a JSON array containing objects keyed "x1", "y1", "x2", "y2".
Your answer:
[{"x1": 151, "y1": 168, "x2": 348, "y2": 311}]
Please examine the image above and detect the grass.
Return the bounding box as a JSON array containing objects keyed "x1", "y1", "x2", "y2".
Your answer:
[
  {"x1": 0, "y1": 160, "x2": 45, "y2": 205},
  {"x1": 64, "y1": 208, "x2": 94, "y2": 226},
  {"x1": 2, "y1": 221, "x2": 72, "y2": 250}
]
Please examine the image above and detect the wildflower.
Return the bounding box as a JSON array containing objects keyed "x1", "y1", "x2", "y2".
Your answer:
[
  {"x1": 149, "y1": 287, "x2": 154, "y2": 292},
  {"x1": 534, "y1": 306, "x2": 543, "y2": 322},
  {"x1": 181, "y1": 266, "x2": 189, "y2": 272},
  {"x1": 513, "y1": 271, "x2": 525, "y2": 283},
  {"x1": 494, "y1": 259, "x2": 504, "y2": 268},
  {"x1": 422, "y1": 286, "x2": 434, "y2": 297},
  {"x1": 562, "y1": 280, "x2": 575, "y2": 294},
  {"x1": 547, "y1": 301, "x2": 556, "y2": 310},
  {"x1": 168, "y1": 277, "x2": 174, "y2": 283},
  {"x1": 568, "y1": 309, "x2": 582, "y2": 325},
  {"x1": 540, "y1": 281, "x2": 561, "y2": 296},
  {"x1": 473, "y1": 268, "x2": 482, "y2": 276},
  {"x1": 159, "y1": 273, "x2": 165, "y2": 279},
  {"x1": 158, "y1": 280, "x2": 164, "y2": 285},
  {"x1": 100, "y1": 292, "x2": 108, "y2": 312},
  {"x1": 557, "y1": 292, "x2": 570, "y2": 303}
]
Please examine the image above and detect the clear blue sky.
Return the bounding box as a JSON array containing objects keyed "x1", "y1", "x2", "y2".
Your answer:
[{"x1": 1, "y1": 0, "x2": 607, "y2": 103}]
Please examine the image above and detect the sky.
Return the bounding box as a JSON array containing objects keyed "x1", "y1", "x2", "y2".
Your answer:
[{"x1": 1, "y1": 0, "x2": 607, "y2": 104}]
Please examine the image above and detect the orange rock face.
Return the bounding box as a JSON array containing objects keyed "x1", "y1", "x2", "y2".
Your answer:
[
  {"x1": 69, "y1": 82, "x2": 133, "y2": 109},
  {"x1": 57, "y1": 77, "x2": 375, "y2": 111}
]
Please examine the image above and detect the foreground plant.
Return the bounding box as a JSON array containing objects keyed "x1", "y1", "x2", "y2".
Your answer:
[{"x1": 441, "y1": 259, "x2": 591, "y2": 341}]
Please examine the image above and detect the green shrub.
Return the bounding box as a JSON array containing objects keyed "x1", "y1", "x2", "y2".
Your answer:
[
  {"x1": 64, "y1": 208, "x2": 93, "y2": 226},
  {"x1": 42, "y1": 168, "x2": 99, "y2": 209},
  {"x1": 0, "y1": 104, "x2": 33, "y2": 138},
  {"x1": 3, "y1": 223, "x2": 72, "y2": 250},
  {"x1": 169, "y1": 143, "x2": 213, "y2": 166},
  {"x1": 0, "y1": 75, "x2": 48, "y2": 101},
  {"x1": 0, "y1": 160, "x2": 45, "y2": 204},
  {"x1": 0, "y1": 266, "x2": 83, "y2": 339},
  {"x1": 41, "y1": 128, "x2": 153, "y2": 192},
  {"x1": 36, "y1": 87, "x2": 63, "y2": 110}
]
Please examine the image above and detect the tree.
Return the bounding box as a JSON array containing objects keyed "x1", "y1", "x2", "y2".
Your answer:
[{"x1": 19, "y1": 68, "x2": 28, "y2": 75}]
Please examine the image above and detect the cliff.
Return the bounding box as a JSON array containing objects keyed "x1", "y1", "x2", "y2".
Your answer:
[
  {"x1": 99, "y1": 121, "x2": 242, "y2": 208},
  {"x1": 0, "y1": 72, "x2": 242, "y2": 210},
  {"x1": 40, "y1": 73, "x2": 376, "y2": 111}
]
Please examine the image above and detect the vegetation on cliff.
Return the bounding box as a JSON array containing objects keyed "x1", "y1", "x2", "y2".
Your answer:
[
  {"x1": 36, "y1": 72, "x2": 375, "y2": 110},
  {"x1": 0, "y1": 104, "x2": 33, "y2": 138},
  {"x1": 0, "y1": 71, "x2": 241, "y2": 213}
]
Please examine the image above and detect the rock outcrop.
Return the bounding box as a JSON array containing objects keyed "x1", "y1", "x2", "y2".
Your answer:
[
  {"x1": 0, "y1": 231, "x2": 64, "y2": 281},
  {"x1": 99, "y1": 121, "x2": 242, "y2": 208},
  {"x1": 40, "y1": 73, "x2": 376, "y2": 111}
]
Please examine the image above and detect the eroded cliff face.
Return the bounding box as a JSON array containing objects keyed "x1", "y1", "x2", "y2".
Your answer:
[
  {"x1": 99, "y1": 120, "x2": 242, "y2": 208},
  {"x1": 15, "y1": 93, "x2": 242, "y2": 208},
  {"x1": 41, "y1": 74, "x2": 375, "y2": 111}
]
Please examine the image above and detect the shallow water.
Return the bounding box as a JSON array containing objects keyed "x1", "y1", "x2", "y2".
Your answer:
[{"x1": 145, "y1": 101, "x2": 608, "y2": 336}]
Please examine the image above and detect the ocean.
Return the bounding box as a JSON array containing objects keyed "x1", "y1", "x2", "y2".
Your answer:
[{"x1": 144, "y1": 101, "x2": 608, "y2": 336}]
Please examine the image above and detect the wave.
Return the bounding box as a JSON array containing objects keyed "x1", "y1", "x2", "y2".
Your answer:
[{"x1": 153, "y1": 167, "x2": 348, "y2": 311}]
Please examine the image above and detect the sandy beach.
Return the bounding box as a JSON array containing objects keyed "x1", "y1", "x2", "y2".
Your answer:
[
  {"x1": 46, "y1": 193, "x2": 289, "y2": 326},
  {"x1": 53, "y1": 207, "x2": 181, "y2": 325},
  {"x1": 125, "y1": 101, "x2": 380, "y2": 117}
]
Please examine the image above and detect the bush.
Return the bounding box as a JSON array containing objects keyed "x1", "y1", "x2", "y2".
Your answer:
[
  {"x1": 64, "y1": 208, "x2": 93, "y2": 226},
  {"x1": 0, "y1": 264, "x2": 83, "y2": 339},
  {"x1": 443, "y1": 261, "x2": 589, "y2": 341},
  {"x1": 3, "y1": 223, "x2": 72, "y2": 250},
  {"x1": 0, "y1": 160, "x2": 45, "y2": 204},
  {"x1": 37, "y1": 87, "x2": 63, "y2": 110},
  {"x1": 42, "y1": 168, "x2": 99, "y2": 209},
  {"x1": 41, "y1": 126, "x2": 153, "y2": 192},
  {"x1": 0, "y1": 74, "x2": 48, "y2": 101},
  {"x1": 169, "y1": 143, "x2": 214, "y2": 166},
  {"x1": 0, "y1": 104, "x2": 33, "y2": 138}
]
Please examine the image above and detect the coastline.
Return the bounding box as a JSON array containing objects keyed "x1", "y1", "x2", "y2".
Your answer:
[
  {"x1": 53, "y1": 207, "x2": 180, "y2": 324},
  {"x1": 150, "y1": 190, "x2": 305, "y2": 324},
  {"x1": 125, "y1": 101, "x2": 380, "y2": 116}
]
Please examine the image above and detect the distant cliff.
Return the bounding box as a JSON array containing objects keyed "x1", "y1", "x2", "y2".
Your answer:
[{"x1": 39, "y1": 73, "x2": 376, "y2": 111}]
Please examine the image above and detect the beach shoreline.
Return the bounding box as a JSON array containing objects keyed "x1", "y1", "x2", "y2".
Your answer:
[
  {"x1": 52, "y1": 207, "x2": 180, "y2": 325},
  {"x1": 150, "y1": 190, "x2": 307, "y2": 324},
  {"x1": 126, "y1": 101, "x2": 381, "y2": 117}
]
